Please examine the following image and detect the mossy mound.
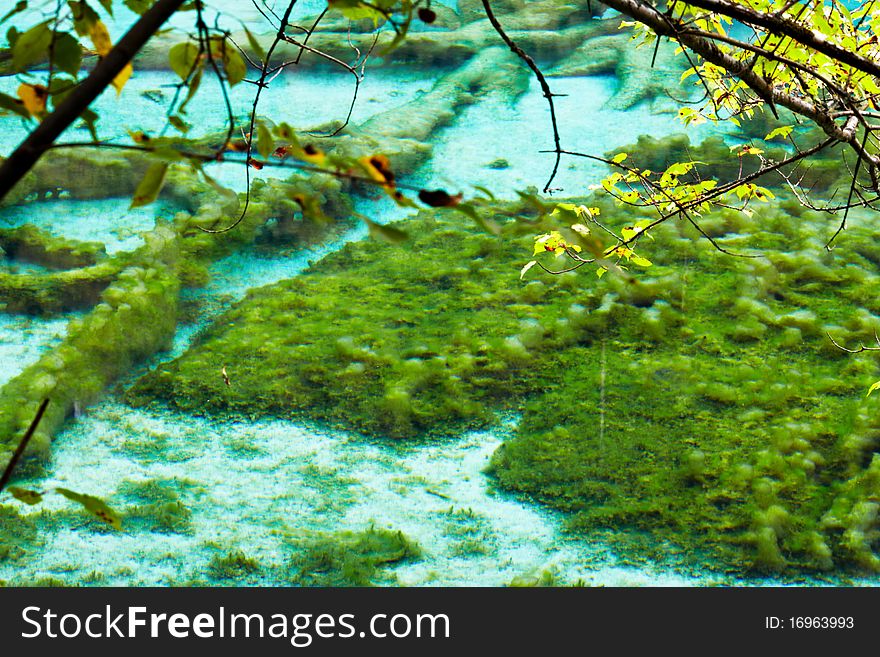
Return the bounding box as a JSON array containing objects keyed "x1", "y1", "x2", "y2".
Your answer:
[
  {"x1": 127, "y1": 207, "x2": 571, "y2": 437},
  {"x1": 0, "y1": 225, "x2": 106, "y2": 270},
  {"x1": 128, "y1": 195, "x2": 880, "y2": 574},
  {"x1": 0, "y1": 227, "x2": 180, "y2": 461},
  {"x1": 117, "y1": 478, "x2": 198, "y2": 535},
  {"x1": 286, "y1": 527, "x2": 420, "y2": 586},
  {"x1": 206, "y1": 550, "x2": 262, "y2": 583},
  {"x1": 0, "y1": 505, "x2": 40, "y2": 563}
]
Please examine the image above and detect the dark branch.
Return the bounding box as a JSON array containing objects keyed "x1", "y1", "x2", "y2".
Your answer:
[{"x1": 0, "y1": 0, "x2": 189, "y2": 203}]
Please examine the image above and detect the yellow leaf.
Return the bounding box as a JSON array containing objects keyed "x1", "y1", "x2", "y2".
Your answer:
[
  {"x1": 55, "y1": 487, "x2": 122, "y2": 530},
  {"x1": 88, "y1": 19, "x2": 112, "y2": 56},
  {"x1": 17, "y1": 83, "x2": 47, "y2": 117},
  {"x1": 520, "y1": 260, "x2": 537, "y2": 280},
  {"x1": 765, "y1": 125, "x2": 794, "y2": 141},
  {"x1": 868, "y1": 381, "x2": 880, "y2": 398},
  {"x1": 112, "y1": 62, "x2": 132, "y2": 94}
]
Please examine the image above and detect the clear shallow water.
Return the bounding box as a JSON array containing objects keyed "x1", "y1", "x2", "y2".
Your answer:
[
  {"x1": 0, "y1": 14, "x2": 782, "y2": 586},
  {"x1": 0, "y1": 313, "x2": 73, "y2": 388},
  {"x1": 0, "y1": 197, "x2": 175, "y2": 253},
  {"x1": 413, "y1": 74, "x2": 721, "y2": 197},
  {"x1": 0, "y1": 405, "x2": 707, "y2": 586}
]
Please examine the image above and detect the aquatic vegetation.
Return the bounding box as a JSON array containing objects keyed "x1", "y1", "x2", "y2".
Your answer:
[
  {"x1": 0, "y1": 505, "x2": 39, "y2": 563},
  {"x1": 136, "y1": 2, "x2": 613, "y2": 72},
  {"x1": 126, "y1": 192, "x2": 880, "y2": 574},
  {"x1": 610, "y1": 133, "x2": 850, "y2": 195},
  {"x1": 286, "y1": 527, "x2": 421, "y2": 587},
  {"x1": 439, "y1": 506, "x2": 496, "y2": 557},
  {"x1": 117, "y1": 478, "x2": 197, "y2": 535},
  {"x1": 0, "y1": 228, "x2": 180, "y2": 461},
  {"x1": 0, "y1": 225, "x2": 105, "y2": 270},
  {"x1": 207, "y1": 550, "x2": 262, "y2": 582},
  {"x1": 0, "y1": 256, "x2": 133, "y2": 314},
  {"x1": 4, "y1": 0, "x2": 880, "y2": 586},
  {"x1": 508, "y1": 567, "x2": 565, "y2": 587}
]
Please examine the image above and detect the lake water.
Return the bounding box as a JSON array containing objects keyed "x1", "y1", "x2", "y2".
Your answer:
[{"x1": 1, "y1": 1, "x2": 876, "y2": 587}]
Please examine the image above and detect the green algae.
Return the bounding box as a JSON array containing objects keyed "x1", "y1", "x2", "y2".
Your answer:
[
  {"x1": 439, "y1": 506, "x2": 496, "y2": 557},
  {"x1": 0, "y1": 256, "x2": 132, "y2": 314},
  {"x1": 0, "y1": 42, "x2": 533, "y2": 472},
  {"x1": 611, "y1": 133, "x2": 850, "y2": 194},
  {"x1": 0, "y1": 505, "x2": 39, "y2": 563},
  {"x1": 0, "y1": 227, "x2": 180, "y2": 462},
  {"x1": 0, "y1": 224, "x2": 106, "y2": 270},
  {"x1": 207, "y1": 550, "x2": 262, "y2": 582},
  {"x1": 135, "y1": 3, "x2": 614, "y2": 72},
  {"x1": 117, "y1": 478, "x2": 198, "y2": 535},
  {"x1": 287, "y1": 527, "x2": 421, "y2": 586},
  {"x1": 125, "y1": 192, "x2": 880, "y2": 574}
]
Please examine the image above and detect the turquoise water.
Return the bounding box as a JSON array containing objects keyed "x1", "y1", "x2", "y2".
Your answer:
[{"x1": 1, "y1": 3, "x2": 877, "y2": 587}]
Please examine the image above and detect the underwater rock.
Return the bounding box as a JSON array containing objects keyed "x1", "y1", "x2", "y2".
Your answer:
[
  {"x1": 0, "y1": 225, "x2": 106, "y2": 270},
  {"x1": 548, "y1": 33, "x2": 688, "y2": 110},
  {"x1": 1, "y1": 149, "x2": 154, "y2": 207},
  {"x1": 0, "y1": 257, "x2": 130, "y2": 314},
  {"x1": 0, "y1": 227, "x2": 180, "y2": 464},
  {"x1": 315, "y1": 47, "x2": 530, "y2": 181},
  {"x1": 137, "y1": 13, "x2": 621, "y2": 71}
]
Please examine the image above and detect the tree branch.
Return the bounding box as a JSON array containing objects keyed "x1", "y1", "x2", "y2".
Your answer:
[{"x1": 0, "y1": 0, "x2": 188, "y2": 203}]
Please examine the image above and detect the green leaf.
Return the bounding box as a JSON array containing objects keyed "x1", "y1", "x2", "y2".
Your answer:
[
  {"x1": 130, "y1": 162, "x2": 169, "y2": 208},
  {"x1": 765, "y1": 125, "x2": 794, "y2": 141},
  {"x1": 68, "y1": 1, "x2": 100, "y2": 37},
  {"x1": 455, "y1": 203, "x2": 501, "y2": 235},
  {"x1": 256, "y1": 121, "x2": 274, "y2": 159},
  {"x1": 364, "y1": 217, "x2": 408, "y2": 244},
  {"x1": 8, "y1": 486, "x2": 43, "y2": 505},
  {"x1": 79, "y1": 108, "x2": 99, "y2": 140},
  {"x1": 168, "y1": 114, "x2": 190, "y2": 133},
  {"x1": 55, "y1": 487, "x2": 122, "y2": 529},
  {"x1": 168, "y1": 41, "x2": 200, "y2": 80},
  {"x1": 223, "y1": 47, "x2": 246, "y2": 86},
  {"x1": 48, "y1": 75, "x2": 77, "y2": 108},
  {"x1": 12, "y1": 21, "x2": 52, "y2": 71},
  {"x1": 242, "y1": 25, "x2": 266, "y2": 62},
  {"x1": 124, "y1": 0, "x2": 152, "y2": 13},
  {"x1": 51, "y1": 32, "x2": 82, "y2": 76},
  {"x1": 328, "y1": 0, "x2": 387, "y2": 24},
  {"x1": 97, "y1": 0, "x2": 113, "y2": 15},
  {"x1": 179, "y1": 67, "x2": 202, "y2": 114},
  {"x1": 472, "y1": 185, "x2": 495, "y2": 201}
]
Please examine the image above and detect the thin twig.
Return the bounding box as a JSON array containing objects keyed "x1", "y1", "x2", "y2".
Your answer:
[
  {"x1": 0, "y1": 399, "x2": 50, "y2": 495},
  {"x1": 480, "y1": 0, "x2": 563, "y2": 193}
]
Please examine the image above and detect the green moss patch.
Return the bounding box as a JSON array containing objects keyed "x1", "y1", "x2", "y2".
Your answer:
[
  {"x1": 286, "y1": 527, "x2": 421, "y2": 586},
  {"x1": 127, "y1": 196, "x2": 880, "y2": 575},
  {"x1": 0, "y1": 224, "x2": 106, "y2": 270}
]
